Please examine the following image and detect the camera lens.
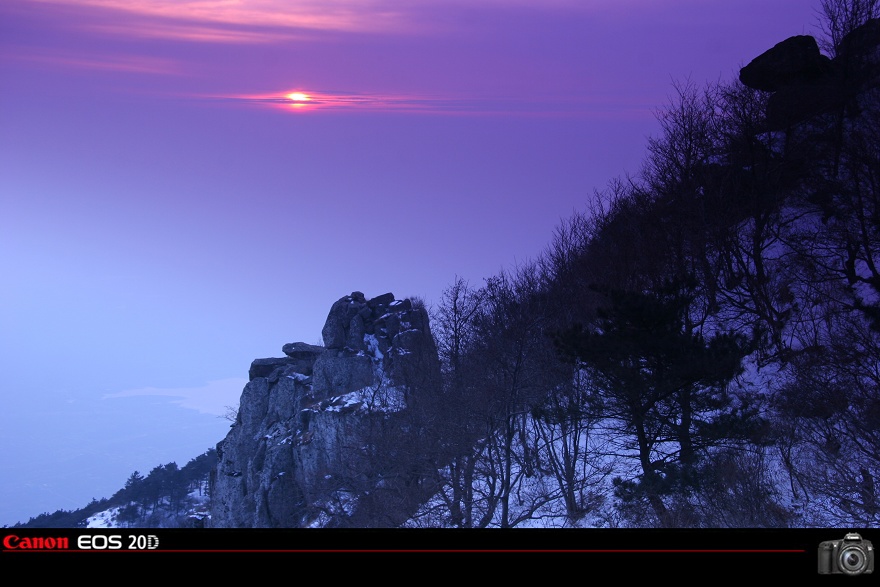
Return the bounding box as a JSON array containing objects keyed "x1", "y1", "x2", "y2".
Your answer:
[{"x1": 839, "y1": 546, "x2": 867, "y2": 575}]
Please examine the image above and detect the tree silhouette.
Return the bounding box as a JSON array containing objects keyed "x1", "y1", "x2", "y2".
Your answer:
[{"x1": 555, "y1": 281, "x2": 754, "y2": 526}]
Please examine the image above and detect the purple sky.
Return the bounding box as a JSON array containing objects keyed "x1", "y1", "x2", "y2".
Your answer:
[{"x1": 0, "y1": 0, "x2": 819, "y2": 526}]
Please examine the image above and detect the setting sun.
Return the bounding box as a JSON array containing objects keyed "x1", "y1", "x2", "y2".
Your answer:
[{"x1": 287, "y1": 92, "x2": 310, "y2": 102}]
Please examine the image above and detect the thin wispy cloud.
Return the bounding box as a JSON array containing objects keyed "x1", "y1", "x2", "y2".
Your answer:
[
  {"x1": 30, "y1": 0, "x2": 414, "y2": 36},
  {"x1": 84, "y1": 21, "x2": 299, "y2": 44},
  {"x1": 216, "y1": 89, "x2": 654, "y2": 118},
  {"x1": 5, "y1": 50, "x2": 182, "y2": 75},
  {"x1": 226, "y1": 89, "x2": 472, "y2": 113},
  {"x1": 23, "y1": 0, "x2": 610, "y2": 42}
]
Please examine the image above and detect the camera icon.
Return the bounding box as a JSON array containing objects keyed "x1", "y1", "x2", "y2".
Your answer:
[{"x1": 818, "y1": 533, "x2": 874, "y2": 575}]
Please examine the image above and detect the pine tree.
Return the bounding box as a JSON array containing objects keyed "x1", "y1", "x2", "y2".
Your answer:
[{"x1": 555, "y1": 280, "x2": 754, "y2": 526}]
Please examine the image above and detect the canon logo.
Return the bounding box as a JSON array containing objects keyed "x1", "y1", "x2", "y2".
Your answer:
[{"x1": 3, "y1": 535, "x2": 70, "y2": 550}]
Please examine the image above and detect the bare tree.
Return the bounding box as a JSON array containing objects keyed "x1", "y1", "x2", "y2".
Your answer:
[
  {"x1": 530, "y1": 369, "x2": 614, "y2": 524},
  {"x1": 817, "y1": 0, "x2": 880, "y2": 54}
]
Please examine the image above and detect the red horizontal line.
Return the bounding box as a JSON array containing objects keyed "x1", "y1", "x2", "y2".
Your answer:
[{"x1": 4, "y1": 549, "x2": 807, "y2": 554}]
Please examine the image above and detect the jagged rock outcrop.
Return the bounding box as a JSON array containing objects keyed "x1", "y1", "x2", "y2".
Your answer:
[
  {"x1": 739, "y1": 35, "x2": 832, "y2": 92},
  {"x1": 837, "y1": 18, "x2": 880, "y2": 82},
  {"x1": 740, "y1": 20, "x2": 880, "y2": 130},
  {"x1": 209, "y1": 291, "x2": 441, "y2": 528}
]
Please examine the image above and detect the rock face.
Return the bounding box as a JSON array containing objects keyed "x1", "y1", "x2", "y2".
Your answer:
[
  {"x1": 739, "y1": 21, "x2": 880, "y2": 130},
  {"x1": 739, "y1": 35, "x2": 831, "y2": 92},
  {"x1": 209, "y1": 292, "x2": 441, "y2": 528}
]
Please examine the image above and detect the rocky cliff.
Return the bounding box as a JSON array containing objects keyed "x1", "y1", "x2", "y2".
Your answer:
[
  {"x1": 739, "y1": 19, "x2": 880, "y2": 130},
  {"x1": 209, "y1": 291, "x2": 441, "y2": 527}
]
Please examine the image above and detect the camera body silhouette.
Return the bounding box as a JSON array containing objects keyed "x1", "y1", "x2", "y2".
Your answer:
[{"x1": 818, "y1": 533, "x2": 874, "y2": 575}]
